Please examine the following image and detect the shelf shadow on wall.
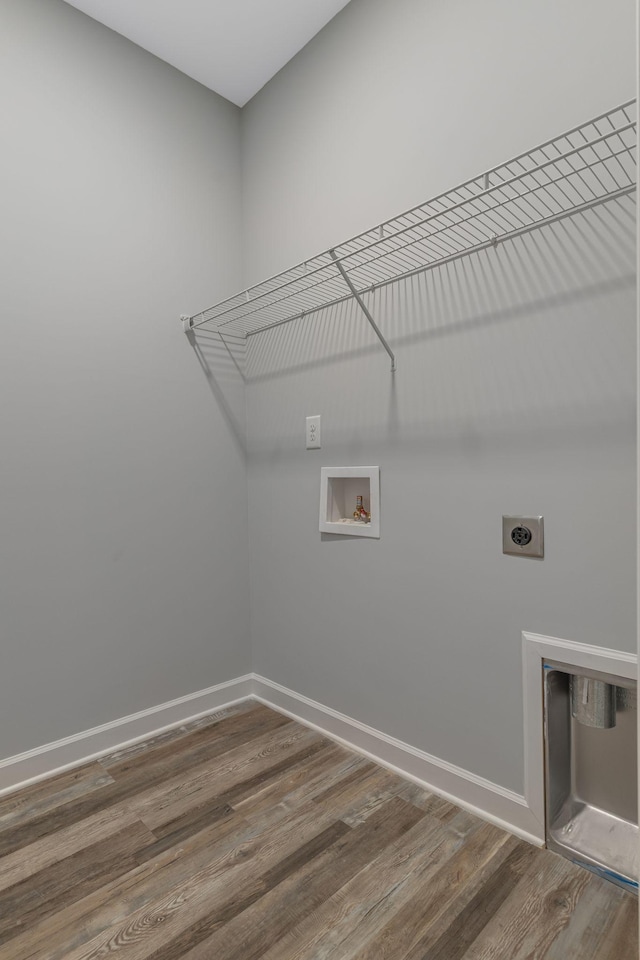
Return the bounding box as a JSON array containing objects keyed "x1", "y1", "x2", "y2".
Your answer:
[
  {"x1": 184, "y1": 327, "x2": 247, "y2": 454},
  {"x1": 244, "y1": 199, "x2": 636, "y2": 462},
  {"x1": 246, "y1": 273, "x2": 635, "y2": 385}
]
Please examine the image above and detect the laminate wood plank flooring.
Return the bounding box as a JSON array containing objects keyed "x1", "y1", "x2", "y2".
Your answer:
[{"x1": 0, "y1": 701, "x2": 636, "y2": 960}]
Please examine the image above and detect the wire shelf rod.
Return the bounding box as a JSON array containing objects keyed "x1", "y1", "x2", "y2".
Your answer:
[
  {"x1": 348, "y1": 183, "x2": 637, "y2": 297},
  {"x1": 343, "y1": 99, "x2": 636, "y2": 256},
  {"x1": 190, "y1": 105, "x2": 634, "y2": 329},
  {"x1": 211, "y1": 273, "x2": 349, "y2": 334},
  {"x1": 244, "y1": 181, "x2": 635, "y2": 338},
  {"x1": 192, "y1": 263, "x2": 344, "y2": 331},
  {"x1": 590, "y1": 116, "x2": 631, "y2": 187},
  {"x1": 201, "y1": 153, "x2": 634, "y2": 336},
  {"x1": 184, "y1": 100, "x2": 635, "y2": 356},
  {"x1": 313, "y1": 142, "x2": 633, "y2": 292},
  {"x1": 329, "y1": 126, "x2": 636, "y2": 273},
  {"x1": 245, "y1": 126, "x2": 635, "y2": 309},
  {"x1": 361, "y1": 119, "x2": 635, "y2": 245}
]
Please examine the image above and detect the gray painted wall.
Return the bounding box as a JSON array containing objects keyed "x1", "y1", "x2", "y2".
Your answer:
[
  {"x1": 0, "y1": 0, "x2": 636, "y2": 802},
  {"x1": 242, "y1": 0, "x2": 637, "y2": 792},
  {"x1": 0, "y1": 0, "x2": 250, "y2": 757}
]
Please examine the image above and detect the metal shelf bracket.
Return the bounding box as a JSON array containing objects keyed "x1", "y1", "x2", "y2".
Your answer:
[{"x1": 329, "y1": 249, "x2": 397, "y2": 373}]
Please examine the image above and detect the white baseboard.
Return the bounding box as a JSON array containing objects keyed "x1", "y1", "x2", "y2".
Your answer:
[
  {"x1": 12, "y1": 660, "x2": 625, "y2": 852},
  {"x1": 0, "y1": 674, "x2": 254, "y2": 797},
  {"x1": 252, "y1": 674, "x2": 543, "y2": 846}
]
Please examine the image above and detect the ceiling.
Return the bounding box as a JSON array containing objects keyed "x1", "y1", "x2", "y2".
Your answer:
[{"x1": 62, "y1": 0, "x2": 352, "y2": 107}]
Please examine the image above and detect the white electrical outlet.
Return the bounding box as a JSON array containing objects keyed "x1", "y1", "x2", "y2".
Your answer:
[{"x1": 306, "y1": 415, "x2": 321, "y2": 449}]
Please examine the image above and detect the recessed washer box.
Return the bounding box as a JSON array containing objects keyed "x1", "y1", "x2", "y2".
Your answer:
[{"x1": 319, "y1": 467, "x2": 380, "y2": 538}]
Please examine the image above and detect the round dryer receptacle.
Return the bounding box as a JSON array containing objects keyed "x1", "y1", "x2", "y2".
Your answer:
[{"x1": 511, "y1": 525, "x2": 532, "y2": 546}]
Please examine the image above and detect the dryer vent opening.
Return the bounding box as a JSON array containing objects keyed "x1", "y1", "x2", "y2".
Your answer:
[
  {"x1": 544, "y1": 663, "x2": 637, "y2": 894},
  {"x1": 571, "y1": 676, "x2": 616, "y2": 729}
]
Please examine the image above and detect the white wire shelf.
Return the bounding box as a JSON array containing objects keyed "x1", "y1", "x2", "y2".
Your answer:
[{"x1": 184, "y1": 99, "x2": 636, "y2": 371}]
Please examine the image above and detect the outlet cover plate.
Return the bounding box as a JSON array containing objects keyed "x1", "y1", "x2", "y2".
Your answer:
[
  {"x1": 306, "y1": 415, "x2": 321, "y2": 449},
  {"x1": 503, "y1": 515, "x2": 544, "y2": 558}
]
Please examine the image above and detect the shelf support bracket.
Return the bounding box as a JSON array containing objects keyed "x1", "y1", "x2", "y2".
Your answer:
[{"x1": 329, "y1": 250, "x2": 396, "y2": 373}]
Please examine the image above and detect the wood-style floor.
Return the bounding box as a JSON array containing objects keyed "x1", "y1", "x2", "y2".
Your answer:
[{"x1": 0, "y1": 701, "x2": 636, "y2": 960}]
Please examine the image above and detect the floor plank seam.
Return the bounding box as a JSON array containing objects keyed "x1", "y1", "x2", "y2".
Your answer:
[{"x1": 1, "y1": 701, "x2": 636, "y2": 960}]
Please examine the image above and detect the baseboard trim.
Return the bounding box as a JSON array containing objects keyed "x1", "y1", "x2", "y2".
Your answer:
[
  {"x1": 252, "y1": 674, "x2": 543, "y2": 846},
  {"x1": 0, "y1": 674, "x2": 254, "y2": 797},
  {"x1": 3, "y1": 667, "x2": 582, "y2": 848}
]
